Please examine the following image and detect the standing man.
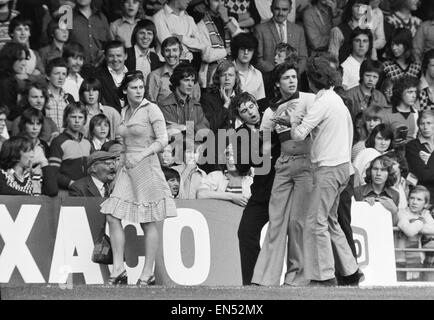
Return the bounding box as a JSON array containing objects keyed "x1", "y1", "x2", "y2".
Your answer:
[
  {"x1": 277, "y1": 56, "x2": 363, "y2": 286},
  {"x1": 253, "y1": 0, "x2": 307, "y2": 75}
]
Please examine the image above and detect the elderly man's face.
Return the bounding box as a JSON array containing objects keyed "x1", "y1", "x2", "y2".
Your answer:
[{"x1": 92, "y1": 159, "x2": 117, "y2": 183}]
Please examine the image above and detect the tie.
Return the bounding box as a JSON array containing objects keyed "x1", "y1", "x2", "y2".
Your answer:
[
  {"x1": 103, "y1": 183, "x2": 110, "y2": 197},
  {"x1": 279, "y1": 23, "x2": 286, "y2": 43}
]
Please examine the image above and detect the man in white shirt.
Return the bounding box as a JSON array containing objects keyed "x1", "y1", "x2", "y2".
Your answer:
[{"x1": 69, "y1": 151, "x2": 119, "y2": 197}]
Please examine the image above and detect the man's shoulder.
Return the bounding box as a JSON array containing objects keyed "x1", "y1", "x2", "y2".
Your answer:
[{"x1": 159, "y1": 93, "x2": 177, "y2": 107}]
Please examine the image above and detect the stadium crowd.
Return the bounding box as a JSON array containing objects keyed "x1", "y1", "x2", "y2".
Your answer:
[{"x1": 1, "y1": 0, "x2": 434, "y2": 286}]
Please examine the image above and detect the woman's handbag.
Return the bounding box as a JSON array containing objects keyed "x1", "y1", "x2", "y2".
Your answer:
[{"x1": 91, "y1": 218, "x2": 113, "y2": 265}]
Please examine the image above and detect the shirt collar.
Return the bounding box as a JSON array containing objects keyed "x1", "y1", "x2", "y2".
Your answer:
[
  {"x1": 419, "y1": 135, "x2": 434, "y2": 151},
  {"x1": 91, "y1": 176, "x2": 104, "y2": 191},
  {"x1": 121, "y1": 16, "x2": 138, "y2": 24},
  {"x1": 361, "y1": 183, "x2": 396, "y2": 199},
  {"x1": 64, "y1": 129, "x2": 84, "y2": 142},
  {"x1": 164, "y1": 4, "x2": 185, "y2": 17},
  {"x1": 391, "y1": 104, "x2": 416, "y2": 113},
  {"x1": 108, "y1": 65, "x2": 128, "y2": 76},
  {"x1": 161, "y1": 64, "x2": 173, "y2": 76},
  {"x1": 274, "y1": 19, "x2": 287, "y2": 27},
  {"x1": 47, "y1": 88, "x2": 66, "y2": 99},
  {"x1": 134, "y1": 45, "x2": 150, "y2": 59}
]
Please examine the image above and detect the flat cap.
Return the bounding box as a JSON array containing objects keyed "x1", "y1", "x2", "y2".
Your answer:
[{"x1": 87, "y1": 151, "x2": 119, "y2": 167}]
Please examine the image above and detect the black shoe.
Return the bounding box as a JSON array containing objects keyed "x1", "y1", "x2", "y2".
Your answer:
[
  {"x1": 341, "y1": 269, "x2": 364, "y2": 286},
  {"x1": 108, "y1": 270, "x2": 128, "y2": 286},
  {"x1": 308, "y1": 278, "x2": 338, "y2": 287},
  {"x1": 136, "y1": 275, "x2": 156, "y2": 287}
]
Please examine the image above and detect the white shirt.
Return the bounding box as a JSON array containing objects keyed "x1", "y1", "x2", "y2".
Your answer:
[
  {"x1": 237, "y1": 64, "x2": 265, "y2": 100},
  {"x1": 274, "y1": 20, "x2": 287, "y2": 44},
  {"x1": 134, "y1": 45, "x2": 152, "y2": 84},
  {"x1": 91, "y1": 176, "x2": 105, "y2": 197},
  {"x1": 341, "y1": 55, "x2": 362, "y2": 90},
  {"x1": 63, "y1": 73, "x2": 84, "y2": 102},
  {"x1": 108, "y1": 66, "x2": 128, "y2": 88}
]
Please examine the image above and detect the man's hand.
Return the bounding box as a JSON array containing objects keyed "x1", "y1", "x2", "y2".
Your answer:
[
  {"x1": 364, "y1": 197, "x2": 376, "y2": 206},
  {"x1": 377, "y1": 196, "x2": 398, "y2": 214}
]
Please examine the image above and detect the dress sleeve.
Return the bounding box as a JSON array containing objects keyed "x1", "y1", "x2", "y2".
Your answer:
[{"x1": 148, "y1": 103, "x2": 169, "y2": 151}]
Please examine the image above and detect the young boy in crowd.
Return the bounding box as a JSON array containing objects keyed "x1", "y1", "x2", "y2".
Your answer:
[
  {"x1": 62, "y1": 43, "x2": 85, "y2": 101},
  {"x1": 162, "y1": 166, "x2": 181, "y2": 198},
  {"x1": 38, "y1": 18, "x2": 70, "y2": 70},
  {"x1": 274, "y1": 43, "x2": 299, "y2": 67},
  {"x1": 0, "y1": 0, "x2": 19, "y2": 49},
  {"x1": 45, "y1": 57, "x2": 75, "y2": 130},
  {"x1": 110, "y1": 0, "x2": 141, "y2": 48}
]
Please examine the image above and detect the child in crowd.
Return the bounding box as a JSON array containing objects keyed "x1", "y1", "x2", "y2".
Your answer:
[
  {"x1": 88, "y1": 114, "x2": 111, "y2": 153},
  {"x1": 274, "y1": 43, "x2": 298, "y2": 66},
  {"x1": 162, "y1": 166, "x2": 180, "y2": 198},
  {"x1": 110, "y1": 0, "x2": 142, "y2": 48},
  {"x1": 62, "y1": 43, "x2": 85, "y2": 102},
  {"x1": 38, "y1": 17, "x2": 69, "y2": 70}
]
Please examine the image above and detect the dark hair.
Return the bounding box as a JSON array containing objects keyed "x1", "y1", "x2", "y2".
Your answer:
[
  {"x1": 389, "y1": 28, "x2": 414, "y2": 64},
  {"x1": 228, "y1": 92, "x2": 257, "y2": 126},
  {"x1": 169, "y1": 62, "x2": 198, "y2": 92},
  {"x1": 161, "y1": 36, "x2": 183, "y2": 56},
  {"x1": 101, "y1": 140, "x2": 122, "y2": 152},
  {"x1": 62, "y1": 42, "x2": 85, "y2": 60},
  {"x1": 131, "y1": 19, "x2": 157, "y2": 48},
  {"x1": 274, "y1": 43, "x2": 298, "y2": 66},
  {"x1": 359, "y1": 59, "x2": 383, "y2": 83},
  {"x1": 272, "y1": 61, "x2": 298, "y2": 99},
  {"x1": 386, "y1": 150, "x2": 409, "y2": 179},
  {"x1": 162, "y1": 166, "x2": 180, "y2": 182},
  {"x1": 365, "y1": 123, "x2": 394, "y2": 151},
  {"x1": 0, "y1": 136, "x2": 33, "y2": 170},
  {"x1": 390, "y1": 76, "x2": 420, "y2": 108},
  {"x1": 354, "y1": 111, "x2": 368, "y2": 142},
  {"x1": 350, "y1": 27, "x2": 373, "y2": 59},
  {"x1": 18, "y1": 108, "x2": 44, "y2": 136},
  {"x1": 62, "y1": 102, "x2": 87, "y2": 128},
  {"x1": 422, "y1": 49, "x2": 434, "y2": 75},
  {"x1": 211, "y1": 60, "x2": 242, "y2": 95},
  {"x1": 46, "y1": 57, "x2": 68, "y2": 76},
  {"x1": 0, "y1": 105, "x2": 9, "y2": 117},
  {"x1": 0, "y1": 42, "x2": 29, "y2": 76},
  {"x1": 88, "y1": 114, "x2": 111, "y2": 140},
  {"x1": 230, "y1": 33, "x2": 258, "y2": 63},
  {"x1": 79, "y1": 77, "x2": 102, "y2": 104},
  {"x1": 306, "y1": 56, "x2": 342, "y2": 90},
  {"x1": 364, "y1": 155, "x2": 398, "y2": 187},
  {"x1": 104, "y1": 40, "x2": 126, "y2": 55},
  {"x1": 46, "y1": 17, "x2": 64, "y2": 40},
  {"x1": 8, "y1": 15, "x2": 32, "y2": 37},
  {"x1": 118, "y1": 70, "x2": 145, "y2": 100},
  {"x1": 363, "y1": 105, "x2": 384, "y2": 123},
  {"x1": 20, "y1": 80, "x2": 49, "y2": 111},
  {"x1": 341, "y1": 0, "x2": 370, "y2": 24}
]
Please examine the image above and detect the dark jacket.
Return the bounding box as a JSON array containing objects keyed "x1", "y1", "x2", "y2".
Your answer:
[
  {"x1": 200, "y1": 88, "x2": 231, "y2": 133},
  {"x1": 69, "y1": 175, "x2": 103, "y2": 197},
  {"x1": 93, "y1": 65, "x2": 123, "y2": 113},
  {"x1": 125, "y1": 47, "x2": 162, "y2": 76}
]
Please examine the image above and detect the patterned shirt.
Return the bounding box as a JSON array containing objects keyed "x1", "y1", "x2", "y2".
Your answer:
[
  {"x1": 0, "y1": 9, "x2": 19, "y2": 50},
  {"x1": 385, "y1": 12, "x2": 421, "y2": 37},
  {"x1": 45, "y1": 89, "x2": 75, "y2": 130},
  {"x1": 382, "y1": 60, "x2": 422, "y2": 82},
  {"x1": 419, "y1": 76, "x2": 434, "y2": 111}
]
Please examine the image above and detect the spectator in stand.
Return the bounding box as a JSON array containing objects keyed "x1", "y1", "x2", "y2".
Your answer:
[
  {"x1": 303, "y1": 0, "x2": 340, "y2": 54},
  {"x1": 0, "y1": 106, "x2": 8, "y2": 149},
  {"x1": 88, "y1": 113, "x2": 111, "y2": 153},
  {"x1": 147, "y1": 36, "x2": 201, "y2": 103},
  {"x1": 383, "y1": 28, "x2": 422, "y2": 82},
  {"x1": 274, "y1": 43, "x2": 298, "y2": 66},
  {"x1": 9, "y1": 15, "x2": 45, "y2": 76},
  {"x1": 0, "y1": 136, "x2": 35, "y2": 195},
  {"x1": 158, "y1": 62, "x2": 210, "y2": 141},
  {"x1": 345, "y1": 59, "x2": 387, "y2": 117},
  {"x1": 231, "y1": 33, "x2": 265, "y2": 101},
  {"x1": 11, "y1": 81, "x2": 59, "y2": 144},
  {"x1": 353, "y1": 123, "x2": 395, "y2": 186},
  {"x1": 0, "y1": 0, "x2": 19, "y2": 50},
  {"x1": 62, "y1": 43, "x2": 85, "y2": 102},
  {"x1": 254, "y1": 0, "x2": 298, "y2": 24},
  {"x1": 341, "y1": 27, "x2": 373, "y2": 90},
  {"x1": 69, "y1": 150, "x2": 118, "y2": 197},
  {"x1": 419, "y1": 49, "x2": 434, "y2": 111},
  {"x1": 369, "y1": 0, "x2": 386, "y2": 61},
  {"x1": 48, "y1": 102, "x2": 91, "y2": 197},
  {"x1": 406, "y1": 110, "x2": 434, "y2": 205},
  {"x1": 413, "y1": 6, "x2": 434, "y2": 64},
  {"x1": 79, "y1": 77, "x2": 121, "y2": 140},
  {"x1": 125, "y1": 19, "x2": 162, "y2": 86},
  {"x1": 144, "y1": 0, "x2": 166, "y2": 18},
  {"x1": 354, "y1": 154, "x2": 400, "y2": 223},
  {"x1": 224, "y1": 0, "x2": 261, "y2": 30},
  {"x1": 110, "y1": 0, "x2": 141, "y2": 49},
  {"x1": 38, "y1": 17, "x2": 69, "y2": 70},
  {"x1": 381, "y1": 77, "x2": 394, "y2": 108},
  {"x1": 69, "y1": 0, "x2": 112, "y2": 69},
  {"x1": 94, "y1": 40, "x2": 129, "y2": 113},
  {"x1": 382, "y1": 75, "x2": 420, "y2": 142},
  {"x1": 388, "y1": 150, "x2": 410, "y2": 210},
  {"x1": 18, "y1": 108, "x2": 49, "y2": 195},
  {"x1": 152, "y1": 0, "x2": 206, "y2": 63},
  {"x1": 162, "y1": 166, "x2": 181, "y2": 198},
  {"x1": 254, "y1": 0, "x2": 307, "y2": 77},
  {"x1": 384, "y1": 0, "x2": 421, "y2": 44},
  {"x1": 44, "y1": 57, "x2": 75, "y2": 130}
]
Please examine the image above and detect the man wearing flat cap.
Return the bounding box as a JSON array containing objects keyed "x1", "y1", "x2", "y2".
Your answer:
[{"x1": 69, "y1": 151, "x2": 119, "y2": 197}]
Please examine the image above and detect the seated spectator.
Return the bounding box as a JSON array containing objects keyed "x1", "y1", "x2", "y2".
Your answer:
[
  {"x1": 147, "y1": 36, "x2": 201, "y2": 103},
  {"x1": 79, "y1": 77, "x2": 121, "y2": 140},
  {"x1": 48, "y1": 102, "x2": 91, "y2": 196},
  {"x1": 9, "y1": 15, "x2": 45, "y2": 76},
  {"x1": 354, "y1": 154, "x2": 400, "y2": 223},
  {"x1": 110, "y1": 0, "x2": 141, "y2": 48},
  {"x1": 413, "y1": 6, "x2": 434, "y2": 64},
  {"x1": 396, "y1": 186, "x2": 434, "y2": 274},
  {"x1": 381, "y1": 77, "x2": 394, "y2": 108},
  {"x1": 197, "y1": 145, "x2": 253, "y2": 207},
  {"x1": 274, "y1": 43, "x2": 298, "y2": 67},
  {"x1": 341, "y1": 27, "x2": 373, "y2": 90},
  {"x1": 88, "y1": 114, "x2": 111, "y2": 153},
  {"x1": 69, "y1": 150, "x2": 118, "y2": 197},
  {"x1": 94, "y1": 40, "x2": 129, "y2": 113},
  {"x1": 174, "y1": 147, "x2": 207, "y2": 199},
  {"x1": 419, "y1": 49, "x2": 434, "y2": 111},
  {"x1": 11, "y1": 81, "x2": 59, "y2": 144},
  {"x1": 353, "y1": 123, "x2": 395, "y2": 186},
  {"x1": 384, "y1": 0, "x2": 421, "y2": 43},
  {"x1": 38, "y1": 17, "x2": 69, "y2": 70},
  {"x1": 62, "y1": 43, "x2": 85, "y2": 102},
  {"x1": 125, "y1": 19, "x2": 162, "y2": 86},
  {"x1": 388, "y1": 150, "x2": 410, "y2": 210},
  {"x1": 382, "y1": 75, "x2": 420, "y2": 142},
  {"x1": 162, "y1": 166, "x2": 180, "y2": 198},
  {"x1": 405, "y1": 110, "x2": 434, "y2": 205},
  {"x1": 17, "y1": 108, "x2": 49, "y2": 195},
  {"x1": 0, "y1": 0, "x2": 19, "y2": 50},
  {"x1": 254, "y1": 0, "x2": 297, "y2": 24},
  {"x1": 224, "y1": 0, "x2": 261, "y2": 30},
  {"x1": 44, "y1": 57, "x2": 75, "y2": 130},
  {"x1": 383, "y1": 28, "x2": 422, "y2": 82},
  {"x1": 0, "y1": 136, "x2": 35, "y2": 195},
  {"x1": 144, "y1": 0, "x2": 166, "y2": 18},
  {"x1": 158, "y1": 62, "x2": 210, "y2": 141},
  {"x1": 345, "y1": 59, "x2": 387, "y2": 116},
  {"x1": 231, "y1": 33, "x2": 265, "y2": 101}
]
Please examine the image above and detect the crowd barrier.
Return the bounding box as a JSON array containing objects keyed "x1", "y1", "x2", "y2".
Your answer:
[{"x1": 0, "y1": 196, "x2": 405, "y2": 287}]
